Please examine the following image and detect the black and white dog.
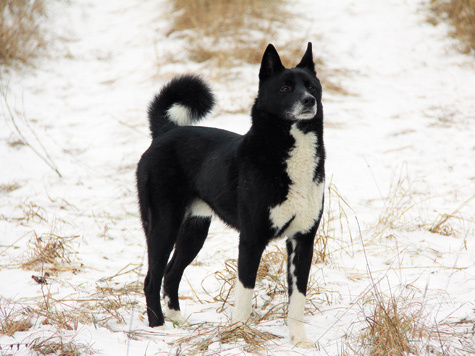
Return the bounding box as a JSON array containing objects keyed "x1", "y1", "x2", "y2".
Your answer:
[{"x1": 136, "y1": 43, "x2": 325, "y2": 347}]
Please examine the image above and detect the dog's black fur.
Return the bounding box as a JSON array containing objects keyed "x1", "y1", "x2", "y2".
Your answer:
[{"x1": 137, "y1": 43, "x2": 325, "y2": 342}]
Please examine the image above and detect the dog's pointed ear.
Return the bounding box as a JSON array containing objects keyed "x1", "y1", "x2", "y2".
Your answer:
[
  {"x1": 259, "y1": 44, "x2": 285, "y2": 81},
  {"x1": 296, "y1": 42, "x2": 316, "y2": 75}
]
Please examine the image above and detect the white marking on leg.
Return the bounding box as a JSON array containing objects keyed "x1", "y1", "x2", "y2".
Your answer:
[
  {"x1": 288, "y1": 238, "x2": 298, "y2": 295},
  {"x1": 232, "y1": 279, "x2": 253, "y2": 323},
  {"x1": 287, "y1": 238, "x2": 313, "y2": 348},
  {"x1": 167, "y1": 103, "x2": 193, "y2": 126},
  {"x1": 163, "y1": 296, "x2": 188, "y2": 325},
  {"x1": 288, "y1": 291, "x2": 313, "y2": 348},
  {"x1": 269, "y1": 124, "x2": 324, "y2": 237}
]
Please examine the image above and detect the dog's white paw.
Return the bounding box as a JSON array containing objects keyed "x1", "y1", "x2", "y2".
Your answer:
[
  {"x1": 164, "y1": 308, "x2": 189, "y2": 326},
  {"x1": 290, "y1": 328, "x2": 314, "y2": 349},
  {"x1": 163, "y1": 296, "x2": 190, "y2": 326},
  {"x1": 165, "y1": 310, "x2": 190, "y2": 326}
]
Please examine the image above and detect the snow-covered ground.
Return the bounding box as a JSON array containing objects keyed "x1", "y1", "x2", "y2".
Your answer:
[{"x1": 1, "y1": 0, "x2": 474, "y2": 355}]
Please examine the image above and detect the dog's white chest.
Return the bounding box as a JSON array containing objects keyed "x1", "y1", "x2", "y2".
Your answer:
[{"x1": 269, "y1": 124, "x2": 324, "y2": 237}]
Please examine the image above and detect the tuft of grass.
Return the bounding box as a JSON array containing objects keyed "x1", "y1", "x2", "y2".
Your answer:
[
  {"x1": 355, "y1": 292, "x2": 427, "y2": 355},
  {"x1": 21, "y1": 232, "x2": 79, "y2": 272},
  {"x1": 427, "y1": 194, "x2": 475, "y2": 236},
  {"x1": 173, "y1": 321, "x2": 281, "y2": 355},
  {"x1": 0, "y1": 0, "x2": 49, "y2": 65},
  {"x1": 346, "y1": 285, "x2": 475, "y2": 356},
  {"x1": 430, "y1": 0, "x2": 475, "y2": 53},
  {"x1": 29, "y1": 334, "x2": 93, "y2": 356},
  {"x1": 0, "y1": 298, "x2": 33, "y2": 336}
]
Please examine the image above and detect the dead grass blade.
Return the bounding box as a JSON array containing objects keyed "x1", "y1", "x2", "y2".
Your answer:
[
  {"x1": 0, "y1": 78, "x2": 62, "y2": 177},
  {"x1": 315, "y1": 180, "x2": 355, "y2": 263},
  {"x1": 427, "y1": 194, "x2": 475, "y2": 236}
]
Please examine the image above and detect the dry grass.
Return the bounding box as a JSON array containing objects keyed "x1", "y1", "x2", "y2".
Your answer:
[
  {"x1": 208, "y1": 242, "x2": 334, "y2": 324},
  {"x1": 365, "y1": 167, "x2": 475, "y2": 240},
  {"x1": 174, "y1": 321, "x2": 282, "y2": 355},
  {"x1": 0, "y1": 277, "x2": 142, "y2": 343},
  {"x1": 368, "y1": 169, "x2": 422, "y2": 241},
  {"x1": 21, "y1": 232, "x2": 79, "y2": 272},
  {"x1": 0, "y1": 298, "x2": 33, "y2": 336},
  {"x1": 346, "y1": 284, "x2": 475, "y2": 356},
  {"x1": 426, "y1": 194, "x2": 475, "y2": 236},
  {"x1": 315, "y1": 181, "x2": 354, "y2": 263},
  {"x1": 29, "y1": 334, "x2": 93, "y2": 356},
  {"x1": 0, "y1": 296, "x2": 93, "y2": 355},
  {"x1": 209, "y1": 253, "x2": 287, "y2": 316},
  {"x1": 430, "y1": 0, "x2": 475, "y2": 53},
  {"x1": 0, "y1": 0, "x2": 49, "y2": 65},
  {"x1": 167, "y1": 0, "x2": 295, "y2": 66},
  {"x1": 353, "y1": 291, "x2": 428, "y2": 355}
]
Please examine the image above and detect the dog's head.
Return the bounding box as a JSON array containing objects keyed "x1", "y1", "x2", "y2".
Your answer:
[{"x1": 256, "y1": 43, "x2": 322, "y2": 122}]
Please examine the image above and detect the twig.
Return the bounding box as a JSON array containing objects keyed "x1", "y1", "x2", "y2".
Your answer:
[{"x1": 0, "y1": 76, "x2": 62, "y2": 177}]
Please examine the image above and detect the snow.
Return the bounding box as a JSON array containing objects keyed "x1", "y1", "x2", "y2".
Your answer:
[{"x1": 1, "y1": 0, "x2": 474, "y2": 355}]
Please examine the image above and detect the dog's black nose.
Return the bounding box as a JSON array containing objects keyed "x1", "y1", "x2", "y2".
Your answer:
[{"x1": 301, "y1": 95, "x2": 316, "y2": 108}]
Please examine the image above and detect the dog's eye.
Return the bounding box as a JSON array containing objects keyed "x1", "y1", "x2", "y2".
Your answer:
[
  {"x1": 280, "y1": 86, "x2": 292, "y2": 92},
  {"x1": 308, "y1": 85, "x2": 316, "y2": 91}
]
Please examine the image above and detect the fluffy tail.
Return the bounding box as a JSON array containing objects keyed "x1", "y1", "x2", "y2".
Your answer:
[{"x1": 148, "y1": 75, "x2": 215, "y2": 139}]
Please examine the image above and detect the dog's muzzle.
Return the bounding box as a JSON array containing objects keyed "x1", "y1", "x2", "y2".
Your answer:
[{"x1": 288, "y1": 95, "x2": 317, "y2": 120}]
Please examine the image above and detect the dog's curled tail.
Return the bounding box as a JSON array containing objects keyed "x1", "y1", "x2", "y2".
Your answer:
[{"x1": 148, "y1": 75, "x2": 215, "y2": 139}]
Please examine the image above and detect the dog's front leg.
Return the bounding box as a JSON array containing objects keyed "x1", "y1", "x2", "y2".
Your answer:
[
  {"x1": 232, "y1": 237, "x2": 266, "y2": 323},
  {"x1": 286, "y1": 232, "x2": 316, "y2": 348}
]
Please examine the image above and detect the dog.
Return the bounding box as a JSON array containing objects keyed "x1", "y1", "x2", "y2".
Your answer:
[{"x1": 136, "y1": 43, "x2": 325, "y2": 347}]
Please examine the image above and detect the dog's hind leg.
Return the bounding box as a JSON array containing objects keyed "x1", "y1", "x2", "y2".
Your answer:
[
  {"x1": 144, "y1": 204, "x2": 185, "y2": 328},
  {"x1": 162, "y1": 216, "x2": 211, "y2": 325},
  {"x1": 286, "y1": 231, "x2": 316, "y2": 348}
]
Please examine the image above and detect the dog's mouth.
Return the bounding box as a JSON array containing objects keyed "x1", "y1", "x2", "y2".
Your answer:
[
  {"x1": 294, "y1": 107, "x2": 317, "y2": 120},
  {"x1": 302, "y1": 107, "x2": 317, "y2": 115},
  {"x1": 285, "y1": 102, "x2": 317, "y2": 121}
]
